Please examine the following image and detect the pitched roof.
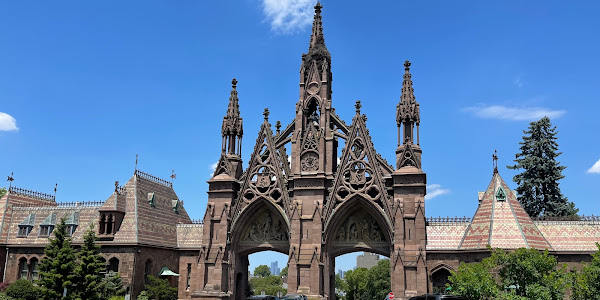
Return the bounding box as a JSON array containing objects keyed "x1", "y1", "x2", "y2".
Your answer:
[{"x1": 459, "y1": 171, "x2": 552, "y2": 250}]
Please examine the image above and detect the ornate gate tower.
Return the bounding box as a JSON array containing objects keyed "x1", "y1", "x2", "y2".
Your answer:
[{"x1": 190, "y1": 3, "x2": 428, "y2": 299}]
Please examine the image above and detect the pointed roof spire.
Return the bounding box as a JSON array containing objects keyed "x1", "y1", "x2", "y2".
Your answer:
[
  {"x1": 226, "y1": 78, "x2": 240, "y2": 119},
  {"x1": 493, "y1": 149, "x2": 499, "y2": 174},
  {"x1": 459, "y1": 170, "x2": 552, "y2": 250},
  {"x1": 397, "y1": 60, "x2": 420, "y2": 126},
  {"x1": 222, "y1": 78, "x2": 243, "y2": 139},
  {"x1": 309, "y1": 1, "x2": 326, "y2": 50}
]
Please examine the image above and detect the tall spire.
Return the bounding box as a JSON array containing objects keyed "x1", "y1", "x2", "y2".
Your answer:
[
  {"x1": 309, "y1": 1, "x2": 325, "y2": 50},
  {"x1": 396, "y1": 60, "x2": 420, "y2": 145},
  {"x1": 221, "y1": 78, "x2": 243, "y2": 155}
]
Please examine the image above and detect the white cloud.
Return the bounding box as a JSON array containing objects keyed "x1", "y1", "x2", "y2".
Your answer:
[
  {"x1": 209, "y1": 161, "x2": 218, "y2": 177},
  {"x1": 261, "y1": 0, "x2": 315, "y2": 33},
  {"x1": 425, "y1": 184, "x2": 450, "y2": 201},
  {"x1": 587, "y1": 159, "x2": 600, "y2": 174},
  {"x1": 463, "y1": 105, "x2": 566, "y2": 121},
  {"x1": 514, "y1": 75, "x2": 524, "y2": 88},
  {"x1": 0, "y1": 112, "x2": 18, "y2": 131}
]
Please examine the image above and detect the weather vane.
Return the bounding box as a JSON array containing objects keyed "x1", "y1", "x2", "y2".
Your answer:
[
  {"x1": 493, "y1": 149, "x2": 498, "y2": 173},
  {"x1": 170, "y1": 169, "x2": 177, "y2": 184},
  {"x1": 7, "y1": 172, "x2": 14, "y2": 190}
]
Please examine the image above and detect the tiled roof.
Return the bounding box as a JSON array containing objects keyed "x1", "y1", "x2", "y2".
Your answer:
[
  {"x1": 535, "y1": 220, "x2": 600, "y2": 252},
  {"x1": 176, "y1": 224, "x2": 204, "y2": 249},
  {"x1": 459, "y1": 171, "x2": 552, "y2": 250},
  {"x1": 426, "y1": 221, "x2": 469, "y2": 250}
]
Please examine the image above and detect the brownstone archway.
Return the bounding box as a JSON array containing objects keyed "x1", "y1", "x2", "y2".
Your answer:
[{"x1": 229, "y1": 198, "x2": 290, "y2": 300}]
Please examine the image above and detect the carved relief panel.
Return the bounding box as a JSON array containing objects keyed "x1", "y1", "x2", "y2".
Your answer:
[
  {"x1": 333, "y1": 211, "x2": 386, "y2": 244},
  {"x1": 241, "y1": 210, "x2": 288, "y2": 242}
]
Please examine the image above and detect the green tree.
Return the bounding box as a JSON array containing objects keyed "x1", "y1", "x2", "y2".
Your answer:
[
  {"x1": 72, "y1": 225, "x2": 105, "y2": 300},
  {"x1": 448, "y1": 260, "x2": 499, "y2": 300},
  {"x1": 448, "y1": 247, "x2": 570, "y2": 300},
  {"x1": 508, "y1": 117, "x2": 577, "y2": 217},
  {"x1": 340, "y1": 259, "x2": 391, "y2": 300},
  {"x1": 342, "y1": 267, "x2": 368, "y2": 300},
  {"x1": 572, "y1": 243, "x2": 600, "y2": 300},
  {"x1": 254, "y1": 265, "x2": 271, "y2": 277},
  {"x1": 249, "y1": 275, "x2": 285, "y2": 297},
  {"x1": 144, "y1": 275, "x2": 177, "y2": 300},
  {"x1": 5, "y1": 279, "x2": 42, "y2": 300},
  {"x1": 37, "y1": 218, "x2": 77, "y2": 300},
  {"x1": 0, "y1": 187, "x2": 7, "y2": 199},
  {"x1": 100, "y1": 272, "x2": 126, "y2": 299},
  {"x1": 280, "y1": 265, "x2": 288, "y2": 277}
]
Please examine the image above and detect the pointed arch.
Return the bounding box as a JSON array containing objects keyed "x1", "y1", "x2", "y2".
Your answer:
[
  {"x1": 324, "y1": 195, "x2": 393, "y2": 258},
  {"x1": 230, "y1": 197, "x2": 290, "y2": 256}
]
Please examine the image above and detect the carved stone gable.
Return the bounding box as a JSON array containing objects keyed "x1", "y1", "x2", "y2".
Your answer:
[
  {"x1": 231, "y1": 121, "x2": 290, "y2": 226},
  {"x1": 241, "y1": 210, "x2": 288, "y2": 242},
  {"x1": 333, "y1": 211, "x2": 386, "y2": 244},
  {"x1": 213, "y1": 154, "x2": 234, "y2": 177},
  {"x1": 324, "y1": 112, "x2": 392, "y2": 224}
]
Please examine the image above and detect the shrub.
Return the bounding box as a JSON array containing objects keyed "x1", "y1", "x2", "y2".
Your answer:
[
  {"x1": 108, "y1": 296, "x2": 125, "y2": 300},
  {"x1": 5, "y1": 279, "x2": 41, "y2": 300},
  {"x1": 136, "y1": 291, "x2": 149, "y2": 300}
]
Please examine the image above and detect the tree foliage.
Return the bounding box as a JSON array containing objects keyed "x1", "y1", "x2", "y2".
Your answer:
[
  {"x1": 253, "y1": 265, "x2": 271, "y2": 278},
  {"x1": 72, "y1": 225, "x2": 105, "y2": 300},
  {"x1": 5, "y1": 279, "x2": 42, "y2": 300},
  {"x1": 572, "y1": 243, "x2": 600, "y2": 300},
  {"x1": 37, "y1": 218, "x2": 77, "y2": 300},
  {"x1": 280, "y1": 265, "x2": 288, "y2": 278},
  {"x1": 508, "y1": 117, "x2": 577, "y2": 217},
  {"x1": 100, "y1": 272, "x2": 126, "y2": 299},
  {"x1": 341, "y1": 259, "x2": 390, "y2": 300},
  {"x1": 448, "y1": 247, "x2": 570, "y2": 300},
  {"x1": 249, "y1": 275, "x2": 285, "y2": 297},
  {"x1": 144, "y1": 275, "x2": 177, "y2": 300},
  {"x1": 0, "y1": 187, "x2": 6, "y2": 199}
]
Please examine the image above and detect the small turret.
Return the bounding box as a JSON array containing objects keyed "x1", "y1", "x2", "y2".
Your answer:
[{"x1": 221, "y1": 78, "x2": 243, "y2": 156}]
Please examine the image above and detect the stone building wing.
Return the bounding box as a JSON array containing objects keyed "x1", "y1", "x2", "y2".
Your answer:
[{"x1": 459, "y1": 171, "x2": 552, "y2": 250}]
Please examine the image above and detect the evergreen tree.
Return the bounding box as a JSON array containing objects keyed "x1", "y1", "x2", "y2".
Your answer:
[
  {"x1": 100, "y1": 272, "x2": 126, "y2": 299},
  {"x1": 73, "y1": 224, "x2": 105, "y2": 300},
  {"x1": 507, "y1": 117, "x2": 577, "y2": 217},
  {"x1": 38, "y1": 217, "x2": 77, "y2": 300}
]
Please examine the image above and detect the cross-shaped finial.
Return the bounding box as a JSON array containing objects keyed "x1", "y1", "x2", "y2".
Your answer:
[
  {"x1": 170, "y1": 169, "x2": 177, "y2": 183},
  {"x1": 355, "y1": 100, "x2": 362, "y2": 114},
  {"x1": 404, "y1": 60, "x2": 411, "y2": 71},
  {"x1": 232, "y1": 78, "x2": 237, "y2": 89},
  {"x1": 7, "y1": 172, "x2": 14, "y2": 183},
  {"x1": 115, "y1": 181, "x2": 119, "y2": 192},
  {"x1": 263, "y1": 108, "x2": 270, "y2": 121},
  {"x1": 276, "y1": 121, "x2": 281, "y2": 134},
  {"x1": 493, "y1": 149, "x2": 498, "y2": 173}
]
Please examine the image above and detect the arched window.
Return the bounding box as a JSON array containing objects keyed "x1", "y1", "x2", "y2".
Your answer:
[
  {"x1": 431, "y1": 267, "x2": 452, "y2": 294},
  {"x1": 99, "y1": 257, "x2": 107, "y2": 275},
  {"x1": 186, "y1": 263, "x2": 192, "y2": 290},
  {"x1": 29, "y1": 258, "x2": 39, "y2": 281},
  {"x1": 18, "y1": 258, "x2": 28, "y2": 280},
  {"x1": 106, "y1": 214, "x2": 114, "y2": 235},
  {"x1": 108, "y1": 257, "x2": 119, "y2": 273},
  {"x1": 99, "y1": 214, "x2": 106, "y2": 235},
  {"x1": 144, "y1": 259, "x2": 152, "y2": 285}
]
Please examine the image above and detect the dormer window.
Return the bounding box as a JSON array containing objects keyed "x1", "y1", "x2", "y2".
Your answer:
[
  {"x1": 39, "y1": 212, "x2": 57, "y2": 237},
  {"x1": 65, "y1": 212, "x2": 79, "y2": 236},
  {"x1": 18, "y1": 214, "x2": 36, "y2": 238},
  {"x1": 39, "y1": 225, "x2": 54, "y2": 237},
  {"x1": 18, "y1": 226, "x2": 32, "y2": 237},
  {"x1": 148, "y1": 192, "x2": 155, "y2": 207},
  {"x1": 496, "y1": 186, "x2": 507, "y2": 201}
]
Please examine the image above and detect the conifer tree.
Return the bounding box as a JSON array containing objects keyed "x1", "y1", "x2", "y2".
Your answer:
[
  {"x1": 73, "y1": 224, "x2": 105, "y2": 300},
  {"x1": 38, "y1": 217, "x2": 77, "y2": 300},
  {"x1": 508, "y1": 117, "x2": 577, "y2": 217}
]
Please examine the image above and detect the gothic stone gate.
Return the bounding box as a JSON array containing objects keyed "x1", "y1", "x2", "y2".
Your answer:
[{"x1": 187, "y1": 4, "x2": 428, "y2": 300}]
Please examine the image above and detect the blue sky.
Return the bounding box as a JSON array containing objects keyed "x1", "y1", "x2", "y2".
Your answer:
[{"x1": 1, "y1": 1, "x2": 599, "y2": 273}]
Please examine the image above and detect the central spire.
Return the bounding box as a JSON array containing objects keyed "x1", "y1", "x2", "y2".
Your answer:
[{"x1": 309, "y1": 1, "x2": 325, "y2": 50}]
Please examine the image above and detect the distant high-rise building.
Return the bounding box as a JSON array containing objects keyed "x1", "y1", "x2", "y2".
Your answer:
[
  {"x1": 337, "y1": 269, "x2": 345, "y2": 279},
  {"x1": 270, "y1": 261, "x2": 280, "y2": 276},
  {"x1": 356, "y1": 252, "x2": 380, "y2": 269}
]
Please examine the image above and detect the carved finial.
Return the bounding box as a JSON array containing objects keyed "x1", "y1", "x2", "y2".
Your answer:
[
  {"x1": 263, "y1": 108, "x2": 270, "y2": 121},
  {"x1": 115, "y1": 181, "x2": 119, "y2": 192},
  {"x1": 231, "y1": 78, "x2": 237, "y2": 89},
  {"x1": 135, "y1": 154, "x2": 139, "y2": 172},
  {"x1": 276, "y1": 121, "x2": 281, "y2": 134},
  {"x1": 54, "y1": 183, "x2": 57, "y2": 199},
  {"x1": 315, "y1": 1, "x2": 322, "y2": 13},
  {"x1": 404, "y1": 60, "x2": 411, "y2": 72},
  {"x1": 493, "y1": 149, "x2": 498, "y2": 174},
  {"x1": 355, "y1": 100, "x2": 362, "y2": 114}
]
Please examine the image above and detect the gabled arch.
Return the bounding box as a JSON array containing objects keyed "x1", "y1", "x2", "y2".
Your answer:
[
  {"x1": 324, "y1": 195, "x2": 393, "y2": 258},
  {"x1": 430, "y1": 263, "x2": 454, "y2": 275},
  {"x1": 230, "y1": 197, "x2": 290, "y2": 256}
]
